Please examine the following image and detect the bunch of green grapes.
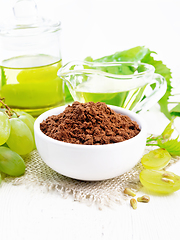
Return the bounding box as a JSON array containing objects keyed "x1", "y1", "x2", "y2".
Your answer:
[{"x1": 0, "y1": 98, "x2": 35, "y2": 181}]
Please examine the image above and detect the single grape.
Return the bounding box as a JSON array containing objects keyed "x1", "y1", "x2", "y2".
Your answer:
[
  {"x1": 0, "y1": 108, "x2": 16, "y2": 118},
  {"x1": 16, "y1": 112, "x2": 35, "y2": 132},
  {"x1": 0, "y1": 112, "x2": 11, "y2": 145},
  {"x1": 17, "y1": 111, "x2": 36, "y2": 149},
  {"x1": 0, "y1": 108, "x2": 6, "y2": 113},
  {"x1": 16, "y1": 111, "x2": 35, "y2": 123},
  {"x1": 6, "y1": 118, "x2": 34, "y2": 155},
  {"x1": 0, "y1": 146, "x2": 25, "y2": 176},
  {"x1": 0, "y1": 172, "x2": 2, "y2": 184},
  {"x1": 139, "y1": 169, "x2": 180, "y2": 194},
  {"x1": 141, "y1": 148, "x2": 171, "y2": 170}
]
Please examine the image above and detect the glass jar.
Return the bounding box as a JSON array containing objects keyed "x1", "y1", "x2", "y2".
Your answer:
[{"x1": 0, "y1": 0, "x2": 63, "y2": 116}]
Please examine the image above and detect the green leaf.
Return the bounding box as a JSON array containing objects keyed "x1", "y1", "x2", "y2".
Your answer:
[
  {"x1": 161, "y1": 118, "x2": 175, "y2": 140},
  {"x1": 129, "y1": 86, "x2": 146, "y2": 111},
  {"x1": 86, "y1": 46, "x2": 172, "y2": 119},
  {"x1": 84, "y1": 56, "x2": 93, "y2": 62},
  {"x1": 157, "y1": 137, "x2": 180, "y2": 156},
  {"x1": 64, "y1": 83, "x2": 73, "y2": 103},
  {"x1": 94, "y1": 46, "x2": 150, "y2": 62},
  {"x1": 170, "y1": 103, "x2": 180, "y2": 117},
  {"x1": 141, "y1": 53, "x2": 172, "y2": 120},
  {"x1": 158, "y1": 96, "x2": 172, "y2": 120},
  {"x1": 146, "y1": 119, "x2": 180, "y2": 157},
  {"x1": 1, "y1": 67, "x2": 7, "y2": 87}
]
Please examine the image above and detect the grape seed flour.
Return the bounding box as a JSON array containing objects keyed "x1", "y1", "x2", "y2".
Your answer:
[{"x1": 40, "y1": 101, "x2": 140, "y2": 145}]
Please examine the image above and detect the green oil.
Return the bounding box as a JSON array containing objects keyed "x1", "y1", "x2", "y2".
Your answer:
[
  {"x1": 75, "y1": 88, "x2": 146, "y2": 110},
  {"x1": 0, "y1": 55, "x2": 63, "y2": 116},
  {"x1": 69, "y1": 75, "x2": 147, "y2": 111}
]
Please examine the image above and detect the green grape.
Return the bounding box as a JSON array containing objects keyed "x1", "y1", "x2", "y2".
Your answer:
[
  {"x1": 17, "y1": 111, "x2": 36, "y2": 149},
  {"x1": 2, "y1": 143, "x2": 9, "y2": 147},
  {"x1": 16, "y1": 112, "x2": 35, "y2": 133},
  {"x1": 0, "y1": 112, "x2": 11, "y2": 145},
  {"x1": 18, "y1": 115, "x2": 35, "y2": 135},
  {"x1": 0, "y1": 108, "x2": 17, "y2": 118},
  {"x1": 17, "y1": 111, "x2": 35, "y2": 123},
  {"x1": 139, "y1": 169, "x2": 180, "y2": 194},
  {"x1": 6, "y1": 118, "x2": 34, "y2": 155},
  {"x1": 0, "y1": 146, "x2": 25, "y2": 176},
  {"x1": 17, "y1": 112, "x2": 35, "y2": 132},
  {"x1": 141, "y1": 148, "x2": 171, "y2": 170},
  {"x1": 0, "y1": 108, "x2": 6, "y2": 113},
  {"x1": 0, "y1": 172, "x2": 1, "y2": 184}
]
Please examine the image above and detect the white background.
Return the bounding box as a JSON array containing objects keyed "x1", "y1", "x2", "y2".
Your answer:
[{"x1": 0, "y1": 0, "x2": 180, "y2": 239}]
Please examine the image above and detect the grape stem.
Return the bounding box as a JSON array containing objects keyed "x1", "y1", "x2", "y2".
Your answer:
[
  {"x1": 146, "y1": 135, "x2": 162, "y2": 146},
  {"x1": 146, "y1": 137, "x2": 160, "y2": 143},
  {"x1": 146, "y1": 143, "x2": 159, "y2": 146},
  {"x1": 0, "y1": 98, "x2": 20, "y2": 118}
]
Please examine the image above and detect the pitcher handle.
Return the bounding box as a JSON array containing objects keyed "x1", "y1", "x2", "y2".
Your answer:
[{"x1": 133, "y1": 73, "x2": 167, "y2": 113}]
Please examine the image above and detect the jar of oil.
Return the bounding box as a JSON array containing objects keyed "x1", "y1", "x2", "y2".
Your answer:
[{"x1": 0, "y1": 0, "x2": 63, "y2": 116}]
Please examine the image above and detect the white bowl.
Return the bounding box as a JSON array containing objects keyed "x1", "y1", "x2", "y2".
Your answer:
[{"x1": 34, "y1": 105, "x2": 147, "y2": 181}]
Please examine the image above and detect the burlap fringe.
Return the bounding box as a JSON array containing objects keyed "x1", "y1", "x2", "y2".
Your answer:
[{"x1": 4, "y1": 147, "x2": 180, "y2": 208}]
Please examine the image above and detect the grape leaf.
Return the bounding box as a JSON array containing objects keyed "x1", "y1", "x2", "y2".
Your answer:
[
  {"x1": 157, "y1": 138, "x2": 180, "y2": 156},
  {"x1": 92, "y1": 46, "x2": 150, "y2": 62},
  {"x1": 64, "y1": 83, "x2": 73, "y2": 103},
  {"x1": 161, "y1": 118, "x2": 175, "y2": 140},
  {"x1": 85, "y1": 46, "x2": 172, "y2": 119},
  {"x1": 146, "y1": 119, "x2": 180, "y2": 157},
  {"x1": 170, "y1": 103, "x2": 180, "y2": 117},
  {"x1": 1, "y1": 67, "x2": 7, "y2": 87},
  {"x1": 141, "y1": 52, "x2": 172, "y2": 120}
]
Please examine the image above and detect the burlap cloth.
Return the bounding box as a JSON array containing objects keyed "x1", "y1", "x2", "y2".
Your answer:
[{"x1": 4, "y1": 146, "x2": 180, "y2": 207}]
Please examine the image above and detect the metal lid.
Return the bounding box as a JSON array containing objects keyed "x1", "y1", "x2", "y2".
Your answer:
[{"x1": 0, "y1": 0, "x2": 61, "y2": 37}]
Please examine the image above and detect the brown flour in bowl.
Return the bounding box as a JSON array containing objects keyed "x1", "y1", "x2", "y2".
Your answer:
[{"x1": 40, "y1": 101, "x2": 140, "y2": 145}]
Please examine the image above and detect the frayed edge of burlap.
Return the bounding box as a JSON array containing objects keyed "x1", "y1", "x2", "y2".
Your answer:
[{"x1": 4, "y1": 147, "x2": 180, "y2": 208}]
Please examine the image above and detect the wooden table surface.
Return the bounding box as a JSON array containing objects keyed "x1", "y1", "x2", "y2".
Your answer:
[{"x1": 0, "y1": 105, "x2": 180, "y2": 240}]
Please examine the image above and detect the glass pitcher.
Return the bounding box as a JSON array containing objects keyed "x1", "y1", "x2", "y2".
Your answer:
[
  {"x1": 0, "y1": 0, "x2": 63, "y2": 117},
  {"x1": 58, "y1": 61, "x2": 167, "y2": 113}
]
